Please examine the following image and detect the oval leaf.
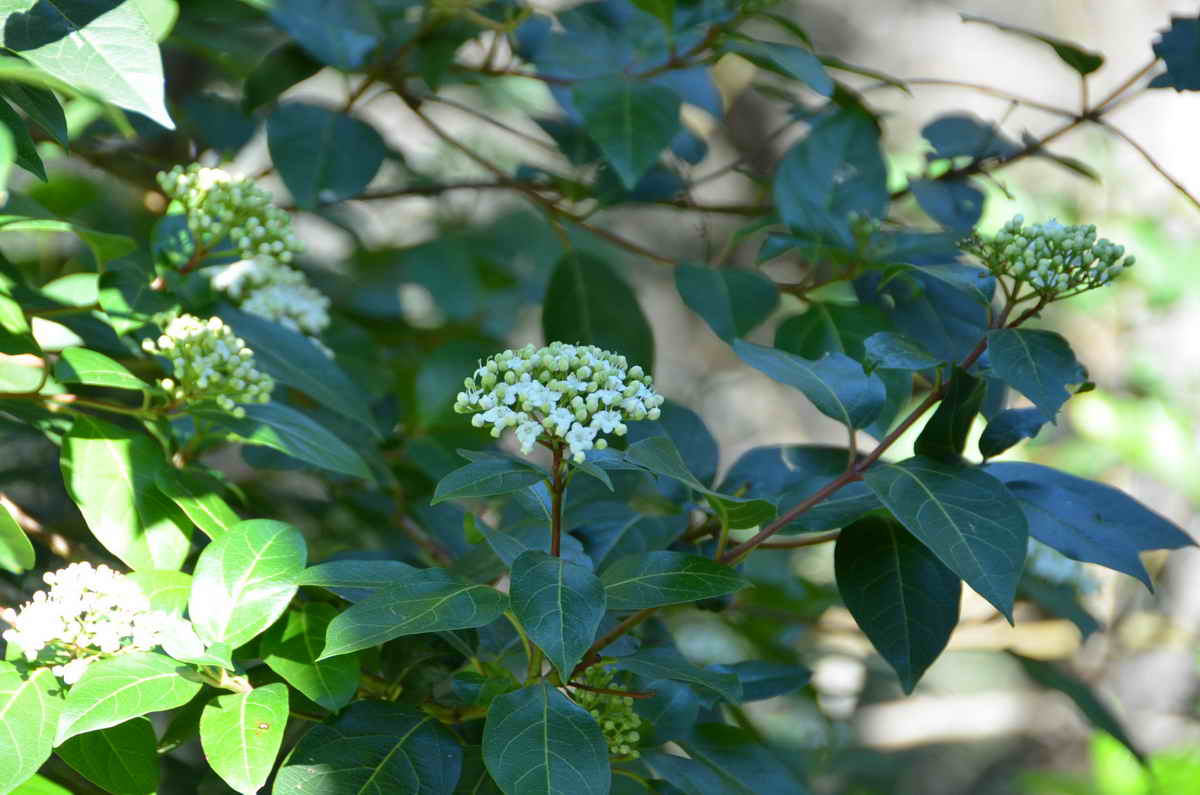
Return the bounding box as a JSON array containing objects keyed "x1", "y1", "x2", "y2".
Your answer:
[
  {"x1": 199, "y1": 683, "x2": 289, "y2": 795},
  {"x1": 674, "y1": 265, "x2": 779, "y2": 341},
  {"x1": 601, "y1": 551, "x2": 748, "y2": 610},
  {"x1": 261, "y1": 603, "x2": 359, "y2": 711},
  {"x1": 57, "y1": 718, "x2": 158, "y2": 795},
  {"x1": 432, "y1": 459, "x2": 547, "y2": 505},
  {"x1": 510, "y1": 550, "x2": 607, "y2": 680},
  {"x1": 154, "y1": 468, "x2": 240, "y2": 540},
  {"x1": 53, "y1": 347, "x2": 147, "y2": 391},
  {"x1": 572, "y1": 78, "x2": 681, "y2": 189},
  {"x1": 614, "y1": 647, "x2": 741, "y2": 704},
  {"x1": 986, "y1": 328, "x2": 1085, "y2": 421},
  {"x1": 267, "y1": 102, "x2": 385, "y2": 208},
  {"x1": 0, "y1": 664, "x2": 61, "y2": 793},
  {"x1": 0, "y1": 497, "x2": 35, "y2": 573}
]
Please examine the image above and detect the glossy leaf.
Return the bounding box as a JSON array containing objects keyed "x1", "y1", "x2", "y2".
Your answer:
[
  {"x1": 674, "y1": 265, "x2": 779, "y2": 341},
  {"x1": 296, "y1": 559, "x2": 417, "y2": 602},
  {"x1": 57, "y1": 718, "x2": 158, "y2": 795},
  {"x1": 835, "y1": 516, "x2": 962, "y2": 692},
  {"x1": 483, "y1": 681, "x2": 610, "y2": 795},
  {"x1": 732, "y1": 339, "x2": 886, "y2": 429},
  {"x1": 0, "y1": 664, "x2": 61, "y2": 794},
  {"x1": 614, "y1": 647, "x2": 741, "y2": 704},
  {"x1": 153, "y1": 468, "x2": 239, "y2": 540},
  {"x1": 986, "y1": 461, "x2": 1194, "y2": 587},
  {"x1": 979, "y1": 407, "x2": 1048, "y2": 458},
  {"x1": 986, "y1": 328, "x2": 1085, "y2": 420},
  {"x1": 509, "y1": 550, "x2": 606, "y2": 679},
  {"x1": 0, "y1": 97, "x2": 44, "y2": 179},
  {"x1": 863, "y1": 457, "x2": 1028, "y2": 619},
  {"x1": 914, "y1": 367, "x2": 984, "y2": 462},
  {"x1": 53, "y1": 347, "x2": 147, "y2": 391},
  {"x1": 433, "y1": 458, "x2": 547, "y2": 505},
  {"x1": 572, "y1": 77, "x2": 681, "y2": 189},
  {"x1": 321, "y1": 568, "x2": 507, "y2": 659},
  {"x1": 275, "y1": 701, "x2": 463, "y2": 794},
  {"x1": 864, "y1": 331, "x2": 941, "y2": 371},
  {"x1": 961, "y1": 13, "x2": 1103, "y2": 75},
  {"x1": 267, "y1": 102, "x2": 385, "y2": 208},
  {"x1": 262, "y1": 603, "x2": 359, "y2": 711},
  {"x1": 0, "y1": 497, "x2": 34, "y2": 573},
  {"x1": 0, "y1": 0, "x2": 174, "y2": 127},
  {"x1": 601, "y1": 551, "x2": 748, "y2": 610},
  {"x1": 199, "y1": 683, "x2": 289, "y2": 795},
  {"x1": 60, "y1": 415, "x2": 191, "y2": 571},
  {"x1": 56, "y1": 652, "x2": 200, "y2": 744},
  {"x1": 188, "y1": 519, "x2": 307, "y2": 649},
  {"x1": 542, "y1": 250, "x2": 654, "y2": 373}
]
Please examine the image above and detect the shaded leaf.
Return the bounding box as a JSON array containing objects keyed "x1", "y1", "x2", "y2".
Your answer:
[
  {"x1": 674, "y1": 265, "x2": 779, "y2": 341},
  {"x1": 910, "y1": 178, "x2": 984, "y2": 233},
  {"x1": 242, "y1": 42, "x2": 322, "y2": 112},
  {"x1": 296, "y1": 559, "x2": 418, "y2": 602},
  {"x1": 1019, "y1": 576, "x2": 1101, "y2": 640},
  {"x1": 56, "y1": 652, "x2": 200, "y2": 744},
  {"x1": 1152, "y1": 16, "x2": 1200, "y2": 91},
  {"x1": 267, "y1": 102, "x2": 385, "y2": 208},
  {"x1": 709, "y1": 661, "x2": 811, "y2": 702},
  {"x1": 0, "y1": 81, "x2": 67, "y2": 146},
  {"x1": 572, "y1": 77, "x2": 681, "y2": 189},
  {"x1": 914, "y1": 366, "x2": 984, "y2": 462},
  {"x1": 986, "y1": 328, "x2": 1085, "y2": 421},
  {"x1": 262, "y1": 603, "x2": 359, "y2": 711},
  {"x1": 200, "y1": 683, "x2": 289, "y2": 795},
  {"x1": 979, "y1": 407, "x2": 1048, "y2": 458},
  {"x1": 614, "y1": 647, "x2": 741, "y2": 704},
  {"x1": 922, "y1": 113, "x2": 1020, "y2": 160},
  {"x1": 725, "y1": 39, "x2": 832, "y2": 95},
  {"x1": 510, "y1": 550, "x2": 606, "y2": 680},
  {"x1": 0, "y1": 97, "x2": 44, "y2": 179},
  {"x1": 962, "y1": 13, "x2": 1103, "y2": 75},
  {"x1": 864, "y1": 331, "x2": 941, "y2": 370},
  {"x1": 57, "y1": 718, "x2": 158, "y2": 795},
  {"x1": 678, "y1": 723, "x2": 810, "y2": 794},
  {"x1": 601, "y1": 551, "x2": 748, "y2": 610}
]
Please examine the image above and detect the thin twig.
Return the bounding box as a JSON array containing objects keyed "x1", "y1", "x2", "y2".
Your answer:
[{"x1": 1096, "y1": 120, "x2": 1200, "y2": 212}]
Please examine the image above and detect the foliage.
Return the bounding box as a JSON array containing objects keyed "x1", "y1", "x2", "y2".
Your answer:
[{"x1": 0, "y1": 1, "x2": 1195, "y2": 793}]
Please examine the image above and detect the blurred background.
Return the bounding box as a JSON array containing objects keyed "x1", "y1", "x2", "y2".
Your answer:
[{"x1": 3, "y1": 0, "x2": 1200, "y2": 792}]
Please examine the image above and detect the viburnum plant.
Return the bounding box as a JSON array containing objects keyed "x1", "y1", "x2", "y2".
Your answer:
[{"x1": 0, "y1": 1, "x2": 1197, "y2": 794}]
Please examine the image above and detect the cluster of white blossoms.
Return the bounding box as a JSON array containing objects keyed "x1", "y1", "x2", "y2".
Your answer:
[
  {"x1": 1, "y1": 563, "x2": 186, "y2": 684},
  {"x1": 142, "y1": 314, "x2": 274, "y2": 416},
  {"x1": 453, "y1": 342, "x2": 664, "y2": 464},
  {"x1": 156, "y1": 165, "x2": 331, "y2": 339},
  {"x1": 1026, "y1": 539, "x2": 1098, "y2": 593},
  {"x1": 962, "y1": 215, "x2": 1134, "y2": 298}
]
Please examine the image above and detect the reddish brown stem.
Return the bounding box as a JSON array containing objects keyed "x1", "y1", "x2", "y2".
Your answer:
[{"x1": 550, "y1": 444, "x2": 564, "y2": 557}]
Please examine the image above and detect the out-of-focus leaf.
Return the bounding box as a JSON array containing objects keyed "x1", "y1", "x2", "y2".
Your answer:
[
  {"x1": 267, "y1": 102, "x2": 385, "y2": 208},
  {"x1": 1152, "y1": 16, "x2": 1200, "y2": 91},
  {"x1": 961, "y1": 13, "x2": 1103, "y2": 75},
  {"x1": 0, "y1": 497, "x2": 34, "y2": 573},
  {"x1": 910, "y1": 178, "x2": 984, "y2": 232},
  {"x1": 242, "y1": 42, "x2": 322, "y2": 112},
  {"x1": 922, "y1": 113, "x2": 1021, "y2": 160},
  {"x1": 725, "y1": 39, "x2": 833, "y2": 95},
  {"x1": 266, "y1": 0, "x2": 383, "y2": 70},
  {"x1": 675, "y1": 265, "x2": 779, "y2": 341}
]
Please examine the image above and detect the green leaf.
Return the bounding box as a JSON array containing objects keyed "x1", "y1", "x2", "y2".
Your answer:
[
  {"x1": 98, "y1": 265, "x2": 178, "y2": 335},
  {"x1": 542, "y1": 250, "x2": 655, "y2": 373},
  {"x1": 864, "y1": 331, "x2": 941, "y2": 370},
  {"x1": 1014, "y1": 654, "x2": 1142, "y2": 762},
  {"x1": 0, "y1": 217, "x2": 135, "y2": 267},
  {"x1": 1019, "y1": 576, "x2": 1101, "y2": 640},
  {"x1": 60, "y1": 415, "x2": 191, "y2": 571},
  {"x1": 53, "y1": 347, "x2": 147, "y2": 391},
  {"x1": 261, "y1": 603, "x2": 359, "y2": 711},
  {"x1": 192, "y1": 402, "x2": 374, "y2": 481},
  {"x1": 0, "y1": 497, "x2": 34, "y2": 573},
  {"x1": 267, "y1": 102, "x2": 385, "y2": 208},
  {"x1": 601, "y1": 551, "x2": 749, "y2": 610},
  {"x1": 979, "y1": 407, "x2": 1047, "y2": 459},
  {"x1": 986, "y1": 328, "x2": 1085, "y2": 421},
  {"x1": 677, "y1": 723, "x2": 810, "y2": 794},
  {"x1": 0, "y1": 121, "x2": 13, "y2": 195},
  {"x1": 153, "y1": 467, "x2": 240, "y2": 540},
  {"x1": 275, "y1": 701, "x2": 463, "y2": 795},
  {"x1": 432, "y1": 458, "x2": 547, "y2": 505},
  {"x1": 732, "y1": 339, "x2": 886, "y2": 429},
  {"x1": 725, "y1": 39, "x2": 833, "y2": 95},
  {"x1": 510, "y1": 550, "x2": 606, "y2": 680},
  {"x1": 188, "y1": 519, "x2": 307, "y2": 649},
  {"x1": 320, "y1": 568, "x2": 507, "y2": 659},
  {"x1": 199, "y1": 683, "x2": 289, "y2": 795},
  {"x1": 709, "y1": 661, "x2": 811, "y2": 702},
  {"x1": 57, "y1": 718, "x2": 158, "y2": 795},
  {"x1": 125, "y1": 569, "x2": 191, "y2": 615},
  {"x1": 483, "y1": 681, "x2": 610, "y2": 795},
  {"x1": 914, "y1": 366, "x2": 983, "y2": 462},
  {"x1": 0, "y1": 82, "x2": 67, "y2": 146},
  {"x1": 242, "y1": 42, "x2": 322, "y2": 113},
  {"x1": 0, "y1": 665, "x2": 61, "y2": 794},
  {"x1": 572, "y1": 77, "x2": 681, "y2": 189},
  {"x1": 834, "y1": 516, "x2": 961, "y2": 693},
  {"x1": 631, "y1": 0, "x2": 673, "y2": 28},
  {"x1": 9, "y1": 774, "x2": 72, "y2": 794},
  {"x1": 863, "y1": 457, "x2": 1028, "y2": 619},
  {"x1": 0, "y1": 97, "x2": 44, "y2": 180},
  {"x1": 296, "y1": 559, "x2": 418, "y2": 602},
  {"x1": 56, "y1": 652, "x2": 200, "y2": 744},
  {"x1": 614, "y1": 647, "x2": 742, "y2": 704},
  {"x1": 219, "y1": 305, "x2": 380, "y2": 437},
  {"x1": 961, "y1": 13, "x2": 1104, "y2": 75},
  {"x1": 266, "y1": 0, "x2": 384, "y2": 71},
  {"x1": 674, "y1": 265, "x2": 779, "y2": 341},
  {"x1": 0, "y1": 0, "x2": 174, "y2": 127}
]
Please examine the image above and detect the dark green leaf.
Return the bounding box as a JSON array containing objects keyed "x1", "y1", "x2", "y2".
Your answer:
[
  {"x1": 1019, "y1": 576, "x2": 1101, "y2": 640},
  {"x1": 614, "y1": 647, "x2": 741, "y2": 703},
  {"x1": 56, "y1": 652, "x2": 201, "y2": 744},
  {"x1": 267, "y1": 102, "x2": 385, "y2": 208},
  {"x1": 242, "y1": 42, "x2": 322, "y2": 112},
  {"x1": 725, "y1": 39, "x2": 832, "y2": 95},
  {"x1": 961, "y1": 13, "x2": 1104, "y2": 75},
  {"x1": 572, "y1": 78, "x2": 681, "y2": 189},
  {"x1": 219, "y1": 305, "x2": 380, "y2": 437},
  {"x1": 979, "y1": 407, "x2": 1048, "y2": 458},
  {"x1": 633, "y1": 679, "x2": 700, "y2": 744},
  {"x1": 1014, "y1": 654, "x2": 1142, "y2": 761},
  {"x1": 708, "y1": 661, "x2": 811, "y2": 702},
  {"x1": 60, "y1": 415, "x2": 191, "y2": 570},
  {"x1": 624, "y1": 400, "x2": 719, "y2": 488},
  {"x1": 262, "y1": 603, "x2": 359, "y2": 711},
  {"x1": 775, "y1": 478, "x2": 881, "y2": 533},
  {"x1": 986, "y1": 328, "x2": 1085, "y2": 420},
  {"x1": 321, "y1": 568, "x2": 507, "y2": 659},
  {"x1": 674, "y1": 265, "x2": 779, "y2": 341},
  {"x1": 0, "y1": 0, "x2": 174, "y2": 127},
  {"x1": 863, "y1": 457, "x2": 1028, "y2": 619},
  {"x1": 483, "y1": 681, "x2": 610, "y2": 795},
  {"x1": 0, "y1": 665, "x2": 60, "y2": 793},
  {"x1": 909, "y1": 178, "x2": 984, "y2": 233},
  {"x1": 921, "y1": 113, "x2": 1021, "y2": 160},
  {"x1": 864, "y1": 331, "x2": 941, "y2": 370},
  {"x1": 296, "y1": 559, "x2": 418, "y2": 602},
  {"x1": 188, "y1": 519, "x2": 307, "y2": 649},
  {"x1": 678, "y1": 723, "x2": 810, "y2": 794},
  {"x1": 193, "y1": 402, "x2": 374, "y2": 481},
  {"x1": 153, "y1": 467, "x2": 240, "y2": 540},
  {"x1": 985, "y1": 462, "x2": 1194, "y2": 587},
  {"x1": 510, "y1": 550, "x2": 606, "y2": 679},
  {"x1": 601, "y1": 551, "x2": 748, "y2": 610},
  {"x1": 199, "y1": 683, "x2": 289, "y2": 795},
  {"x1": 53, "y1": 347, "x2": 147, "y2": 391},
  {"x1": 732, "y1": 339, "x2": 886, "y2": 429},
  {"x1": 542, "y1": 250, "x2": 654, "y2": 373},
  {"x1": 0, "y1": 97, "x2": 45, "y2": 180},
  {"x1": 644, "y1": 751, "x2": 738, "y2": 794},
  {"x1": 0, "y1": 496, "x2": 34, "y2": 573},
  {"x1": 0, "y1": 81, "x2": 67, "y2": 146},
  {"x1": 1152, "y1": 17, "x2": 1200, "y2": 91},
  {"x1": 275, "y1": 701, "x2": 463, "y2": 794},
  {"x1": 267, "y1": 0, "x2": 384, "y2": 70},
  {"x1": 914, "y1": 367, "x2": 983, "y2": 462},
  {"x1": 58, "y1": 718, "x2": 158, "y2": 795},
  {"x1": 432, "y1": 458, "x2": 547, "y2": 504},
  {"x1": 835, "y1": 516, "x2": 961, "y2": 692}
]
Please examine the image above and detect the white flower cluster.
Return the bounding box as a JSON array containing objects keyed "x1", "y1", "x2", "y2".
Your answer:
[
  {"x1": 453, "y1": 342, "x2": 664, "y2": 463},
  {"x1": 157, "y1": 165, "x2": 332, "y2": 339},
  {"x1": 1, "y1": 563, "x2": 186, "y2": 684},
  {"x1": 142, "y1": 314, "x2": 274, "y2": 416},
  {"x1": 1026, "y1": 539, "x2": 1097, "y2": 593},
  {"x1": 963, "y1": 215, "x2": 1134, "y2": 298}
]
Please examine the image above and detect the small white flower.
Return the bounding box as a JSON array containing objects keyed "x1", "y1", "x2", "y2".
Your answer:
[{"x1": 143, "y1": 314, "x2": 274, "y2": 409}]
